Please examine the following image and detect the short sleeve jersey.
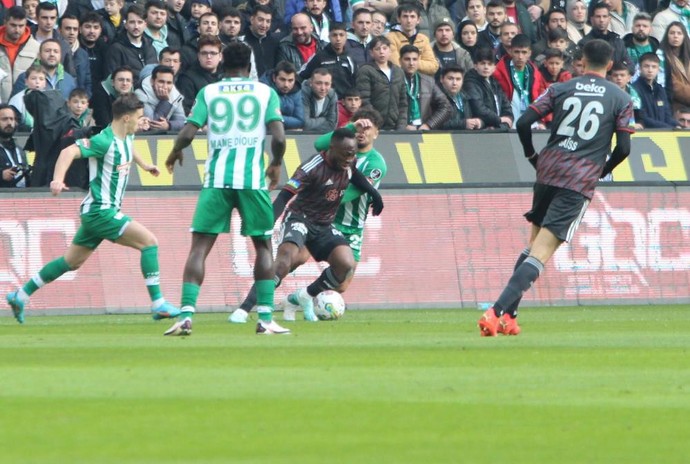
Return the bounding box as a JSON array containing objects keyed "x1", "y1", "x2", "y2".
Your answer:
[
  {"x1": 76, "y1": 125, "x2": 134, "y2": 214},
  {"x1": 187, "y1": 77, "x2": 283, "y2": 190},
  {"x1": 530, "y1": 74, "x2": 634, "y2": 198},
  {"x1": 284, "y1": 152, "x2": 352, "y2": 225},
  {"x1": 334, "y1": 148, "x2": 387, "y2": 233}
]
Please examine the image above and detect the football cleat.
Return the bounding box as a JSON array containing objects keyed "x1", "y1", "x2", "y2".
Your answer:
[
  {"x1": 6, "y1": 291, "x2": 25, "y2": 324},
  {"x1": 228, "y1": 308, "x2": 249, "y2": 324},
  {"x1": 478, "y1": 308, "x2": 500, "y2": 337},
  {"x1": 293, "y1": 288, "x2": 318, "y2": 322},
  {"x1": 151, "y1": 301, "x2": 181, "y2": 320},
  {"x1": 281, "y1": 295, "x2": 299, "y2": 321},
  {"x1": 164, "y1": 317, "x2": 192, "y2": 336},
  {"x1": 498, "y1": 314, "x2": 521, "y2": 336},
  {"x1": 256, "y1": 320, "x2": 291, "y2": 335}
]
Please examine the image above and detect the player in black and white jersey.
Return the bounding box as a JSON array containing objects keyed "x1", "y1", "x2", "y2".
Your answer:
[
  {"x1": 478, "y1": 39, "x2": 635, "y2": 336},
  {"x1": 235, "y1": 128, "x2": 384, "y2": 325}
]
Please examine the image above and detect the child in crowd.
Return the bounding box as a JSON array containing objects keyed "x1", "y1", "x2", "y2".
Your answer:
[
  {"x1": 337, "y1": 88, "x2": 362, "y2": 127},
  {"x1": 632, "y1": 52, "x2": 678, "y2": 129},
  {"x1": 22, "y1": 0, "x2": 38, "y2": 29},
  {"x1": 571, "y1": 48, "x2": 585, "y2": 77},
  {"x1": 187, "y1": 0, "x2": 213, "y2": 39},
  {"x1": 539, "y1": 48, "x2": 572, "y2": 86},
  {"x1": 68, "y1": 88, "x2": 96, "y2": 128},
  {"x1": 609, "y1": 61, "x2": 644, "y2": 129},
  {"x1": 463, "y1": 47, "x2": 513, "y2": 129},
  {"x1": 98, "y1": 0, "x2": 125, "y2": 42},
  {"x1": 8, "y1": 64, "x2": 46, "y2": 131}
]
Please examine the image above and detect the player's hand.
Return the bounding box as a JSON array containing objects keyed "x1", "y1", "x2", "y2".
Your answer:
[
  {"x1": 265, "y1": 163, "x2": 281, "y2": 190},
  {"x1": 2, "y1": 167, "x2": 16, "y2": 181},
  {"x1": 166, "y1": 149, "x2": 184, "y2": 173},
  {"x1": 50, "y1": 180, "x2": 68, "y2": 196},
  {"x1": 370, "y1": 191, "x2": 384, "y2": 216},
  {"x1": 354, "y1": 118, "x2": 373, "y2": 131},
  {"x1": 144, "y1": 165, "x2": 160, "y2": 177},
  {"x1": 526, "y1": 153, "x2": 539, "y2": 169}
]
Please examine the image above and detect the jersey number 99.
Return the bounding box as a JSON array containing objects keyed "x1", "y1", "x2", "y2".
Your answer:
[{"x1": 209, "y1": 95, "x2": 261, "y2": 134}]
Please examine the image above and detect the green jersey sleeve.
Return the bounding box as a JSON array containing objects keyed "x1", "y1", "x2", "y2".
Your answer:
[
  {"x1": 76, "y1": 128, "x2": 113, "y2": 159},
  {"x1": 314, "y1": 122, "x2": 355, "y2": 151},
  {"x1": 341, "y1": 149, "x2": 387, "y2": 203},
  {"x1": 265, "y1": 88, "x2": 284, "y2": 124},
  {"x1": 186, "y1": 87, "x2": 208, "y2": 127}
]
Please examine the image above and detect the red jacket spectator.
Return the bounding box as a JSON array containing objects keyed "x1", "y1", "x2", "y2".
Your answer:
[
  {"x1": 493, "y1": 55, "x2": 550, "y2": 124},
  {"x1": 337, "y1": 100, "x2": 353, "y2": 128}
]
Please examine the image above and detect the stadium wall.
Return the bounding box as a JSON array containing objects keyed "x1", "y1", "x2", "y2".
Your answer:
[
  {"x1": 1, "y1": 184, "x2": 689, "y2": 315},
  {"x1": 17, "y1": 130, "x2": 690, "y2": 186}
]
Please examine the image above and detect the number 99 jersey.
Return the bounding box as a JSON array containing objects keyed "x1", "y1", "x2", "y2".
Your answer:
[
  {"x1": 529, "y1": 75, "x2": 635, "y2": 199},
  {"x1": 187, "y1": 77, "x2": 284, "y2": 190}
]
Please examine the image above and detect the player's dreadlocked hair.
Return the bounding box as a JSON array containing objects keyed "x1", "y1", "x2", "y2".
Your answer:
[{"x1": 223, "y1": 42, "x2": 253, "y2": 72}]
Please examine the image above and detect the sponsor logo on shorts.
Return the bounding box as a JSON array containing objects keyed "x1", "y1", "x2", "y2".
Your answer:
[{"x1": 290, "y1": 222, "x2": 308, "y2": 235}]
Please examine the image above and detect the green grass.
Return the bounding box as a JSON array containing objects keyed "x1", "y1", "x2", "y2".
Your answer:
[{"x1": 1, "y1": 307, "x2": 689, "y2": 464}]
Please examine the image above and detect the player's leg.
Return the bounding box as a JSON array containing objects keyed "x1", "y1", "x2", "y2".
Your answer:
[
  {"x1": 334, "y1": 230, "x2": 362, "y2": 292},
  {"x1": 114, "y1": 219, "x2": 180, "y2": 319},
  {"x1": 6, "y1": 243, "x2": 94, "y2": 324}
]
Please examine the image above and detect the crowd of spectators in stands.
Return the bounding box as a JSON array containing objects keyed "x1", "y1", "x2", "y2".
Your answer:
[{"x1": 3, "y1": 0, "x2": 690, "y2": 187}]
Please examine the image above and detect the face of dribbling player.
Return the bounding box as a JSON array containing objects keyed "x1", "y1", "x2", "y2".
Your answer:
[{"x1": 329, "y1": 137, "x2": 357, "y2": 170}]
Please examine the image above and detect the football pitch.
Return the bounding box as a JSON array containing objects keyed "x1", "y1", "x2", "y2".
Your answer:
[{"x1": 1, "y1": 306, "x2": 688, "y2": 464}]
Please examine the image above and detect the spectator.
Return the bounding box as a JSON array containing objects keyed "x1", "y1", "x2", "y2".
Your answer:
[
  {"x1": 285, "y1": 0, "x2": 343, "y2": 26},
  {"x1": 497, "y1": 21, "x2": 519, "y2": 60},
  {"x1": 144, "y1": 0, "x2": 171, "y2": 56},
  {"x1": 399, "y1": 44, "x2": 452, "y2": 130},
  {"x1": 277, "y1": 12, "x2": 324, "y2": 70},
  {"x1": 571, "y1": 47, "x2": 585, "y2": 76},
  {"x1": 432, "y1": 17, "x2": 472, "y2": 75},
  {"x1": 59, "y1": 15, "x2": 92, "y2": 99},
  {"x1": 105, "y1": 4, "x2": 159, "y2": 81},
  {"x1": 67, "y1": 87, "x2": 95, "y2": 128},
  {"x1": 182, "y1": 12, "x2": 219, "y2": 68},
  {"x1": 532, "y1": 8, "x2": 574, "y2": 56},
  {"x1": 393, "y1": 0, "x2": 452, "y2": 40},
  {"x1": 438, "y1": 64, "x2": 483, "y2": 130},
  {"x1": 463, "y1": 47, "x2": 512, "y2": 129},
  {"x1": 300, "y1": 22, "x2": 356, "y2": 97},
  {"x1": 337, "y1": 87, "x2": 362, "y2": 127},
  {"x1": 500, "y1": 0, "x2": 536, "y2": 43},
  {"x1": 674, "y1": 106, "x2": 690, "y2": 127},
  {"x1": 9, "y1": 64, "x2": 46, "y2": 131},
  {"x1": 624, "y1": 13, "x2": 658, "y2": 70},
  {"x1": 302, "y1": 67, "x2": 338, "y2": 131},
  {"x1": 260, "y1": 60, "x2": 304, "y2": 129},
  {"x1": 658, "y1": 21, "x2": 690, "y2": 111},
  {"x1": 493, "y1": 34, "x2": 547, "y2": 128},
  {"x1": 371, "y1": 10, "x2": 390, "y2": 37},
  {"x1": 457, "y1": 20, "x2": 479, "y2": 57},
  {"x1": 461, "y1": 0, "x2": 488, "y2": 32},
  {"x1": 609, "y1": 60, "x2": 644, "y2": 129},
  {"x1": 237, "y1": 0, "x2": 284, "y2": 37},
  {"x1": 356, "y1": 35, "x2": 408, "y2": 130},
  {"x1": 566, "y1": 0, "x2": 590, "y2": 44},
  {"x1": 579, "y1": 3, "x2": 633, "y2": 73},
  {"x1": 353, "y1": 0, "x2": 397, "y2": 18},
  {"x1": 346, "y1": 8, "x2": 374, "y2": 67},
  {"x1": 241, "y1": 4, "x2": 279, "y2": 79},
  {"x1": 166, "y1": 0, "x2": 190, "y2": 49},
  {"x1": 539, "y1": 48, "x2": 572, "y2": 86},
  {"x1": 135, "y1": 64, "x2": 185, "y2": 131},
  {"x1": 79, "y1": 12, "x2": 109, "y2": 92},
  {"x1": 0, "y1": 103, "x2": 30, "y2": 187},
  {"x1": 13, "y1": 39, "x2": 77, "y2": 101},
  {"x1": 534, "y1": 28, "x2": 573, "y2": 68},
  {"x1": 187, "y1": 0, "x2": 213, "y2": 39},
  {"x1": 97, "y1": 0, "x2": 125, "y2": 43},
  {"x1": 0, "y1": 7, "x2": 40, "y2": 103},
  {"x1": 32, "y1": 2, "x2": 76, "y2": 75},
  {"x1": 608, "y1": 0, "x2": 639, "y2": 38},
  {"x1": 303, "y1": 0, "x2": 332, "y2": 42},
  {"x1": 141, "y1": 46, "x2": 183, "y2": 81},
  {"x1": 22, "y1": 0, "x2": 38, "y2": 32},
  {"x1": 476, "y1": 1, "x2": 505, "y2": 58},
  {"x1": 218, "y1": 8, "x2": 242, "y2": 47},
  {"x1": 633, "y1": 52, "x2": 678, "y2": 128},
  {"x1": 177, "y1": 34, "x2": 223, "y2": 113},
  {"x1": 92, "y1": 65, "x2": 134, "y2": 126},
  {"x1": 386, "y1": 2, "x2": 439, "y2": 77},
  {"x1": 652, "y1": 0, "x2": 689, "y2": 42}
]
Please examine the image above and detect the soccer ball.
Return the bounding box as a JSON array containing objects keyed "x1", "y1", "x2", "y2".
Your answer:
[{"x1": 314, "y1": 290, "x2": 346, "y2": 320}]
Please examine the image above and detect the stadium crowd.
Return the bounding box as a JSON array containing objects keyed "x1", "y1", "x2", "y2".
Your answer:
[{"x1": 3, "y1": 0, "x2": 690, "y2": 188}]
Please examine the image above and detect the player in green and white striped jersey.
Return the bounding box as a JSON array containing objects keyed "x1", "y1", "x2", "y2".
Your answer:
[
  {"x1": 5, "y1": 94, "x2": 180, "y2": 324},
  {"x1": 229, "y1": 107, "x2": 387, "y2": 323},
  {"x1": 164, "y1": 42, "x2": 290, "y2": 335}
]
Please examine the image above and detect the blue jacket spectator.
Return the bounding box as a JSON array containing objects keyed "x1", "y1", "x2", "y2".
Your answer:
[
  {"x1": 632, "y1": 77, "x2": 678, "y2": 128},
  {"x1": 260, "y1": 63, "x2": 304, "y2": 129}
]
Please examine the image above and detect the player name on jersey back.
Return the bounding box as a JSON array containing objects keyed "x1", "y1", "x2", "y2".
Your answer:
[{"x1": 210, "y1": 136, "x2": 259, "y2": 149}]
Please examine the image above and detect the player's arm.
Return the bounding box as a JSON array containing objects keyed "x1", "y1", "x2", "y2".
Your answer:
[
  {"x1": 166, "y1": 122, "x2": 199, "y2": 173},
  {"x1": 601, "y1": 130, "x2": 632, "y2": 178},
  {"x1": 133, "y1": 151, "x2": 160, "y2": 177},
  {"x1": 266, "y1": 120, "x2": 286, "y2": 190},
  {"x1": 272, "y1": 188, "x2": 296, "y2": 222},
  {"x1": 350, "y1": 168, "x2": 383, "y2": 215},
  {"x1": 516, "y1": 107, "x2": 542, "y2": 168},
  {"x1": 51, "y1": 144, "x2": 82, "y2": 196}
]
